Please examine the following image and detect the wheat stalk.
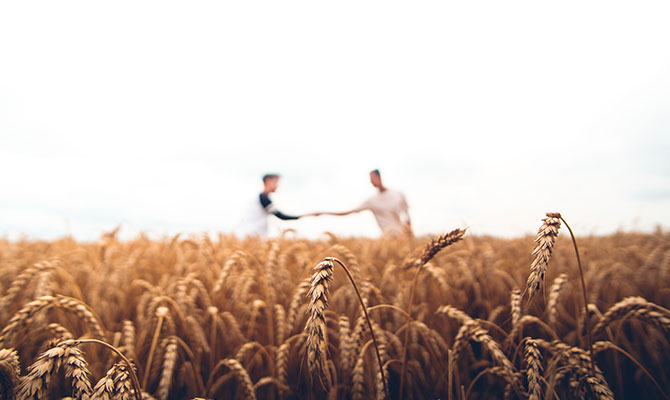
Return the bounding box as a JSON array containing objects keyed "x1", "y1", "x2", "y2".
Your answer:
[
  {"x1": 411, "y1": 228, "x2": 467, "y2": 269},
  {"x1": 338, "y1": 315, "x2": 354, "y2": 381},
  {"x1": 510, "y1": 289, "x2": 522, "y2": 328},
  {"x1": 276, "y1": 333, "x2": 306, "y2": 392},
  {"x1": 57, "y1": 295, "x2": 106, "y2": 339},
  {"x1": 352, "y1": 340, "x2": 372, "y2": 400},
  {"x1": 222, "y1": 358, "x2": 256, "y2": 400},
  {"x1": 46, "y1": 323, "x2": 74, "y2": 340},
  {"x1": 92, "y1": 363, "x2": 117, "y2": 400},
  {"x1": 593, "y1": 296, "x2": 670, "y2": 337},
  {"x1": 399, "y1": 229, "x2": 466, "y2": 400},
  {"x1": 524, "y1": 339, "x2": 543, "y2": 400},
  {"x1": 526, "y1": 213, "x2": 561, "y2": 301},
  {"x1": 538, "y1": 339, "x2": 613, "y2": 399},
  {"x1": 526, "y1": 213, "x2": 595, "y2": 374},
  {"x1": 0, "y1": 348, "x2": 20, "y2": 400},
  {"x1": 0, "y1": 295, "x2": 106, "y2": 348},
  {"x1": 547, "y1": 273, "x2": 568, "y2": 326},
  {"x1": 304, "y1": 259, "x2": 334, "y2": 388},
  {"x1": 0, "y1": 296, "x2": 57, "y2": 347},
  {"x1": 121, "y1": 319, "x2": 136, "y2": 359},
  {"x1": 437, "y1": 305, "x2": 518, "y2": 388},
  {"x1": 287, "y1": 278, "x2": 311, "y2": 331},
  {"x1": 17, "y1": 339, "x2": 93, "y2": 399},
  {"x1": 157, "y1": 337, "x2": 178, "y2": 400},
  {"x1": 221, "y1": 311, "x2": 246, "y2": 344},
  {"x1": 274, "y1": 304, "x2": 287, "y2": 345},
  {"x1": 143, "y1": 305, "x2": 169, "y2": 389},
  {"x1": 331, "y1": 258, "x2": 388, "y2": 398},
  {"x1": 2, "y1": 223, "x2": 669, "y2": 399},
  {"x1": 254, "y1": 376, "x2": 289, "y2": 393},
  {"x1": 113, "y1": 361, "x2": 134, "y2": 400},
  {"x1": 0, "y1": 262, "x2": 53, "y2": 316}
]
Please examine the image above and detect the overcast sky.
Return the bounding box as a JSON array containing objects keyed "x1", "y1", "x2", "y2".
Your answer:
[{"x1": 1, "y1": 1, "x2": 669, "y2": 241}]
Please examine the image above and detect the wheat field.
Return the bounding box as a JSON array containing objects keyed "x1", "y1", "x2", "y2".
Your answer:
[{"x1": 1, "y1": 219, "x2": 669, "y2": 399}]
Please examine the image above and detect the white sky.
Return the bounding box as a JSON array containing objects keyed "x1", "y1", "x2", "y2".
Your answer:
[{"x1": 1, "y1": 1, "x2": 669, "y2": 241}]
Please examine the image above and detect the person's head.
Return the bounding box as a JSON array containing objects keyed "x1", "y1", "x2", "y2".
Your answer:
[
  {"x1": 369, "y1": 169, "x2": 383, "y2": 188},
  {"x1": 263, "y1": 173, "x2": 280, "y2": 193}
]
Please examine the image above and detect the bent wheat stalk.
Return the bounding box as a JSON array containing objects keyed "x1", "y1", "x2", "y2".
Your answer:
[
  {"x1": 526, "y1": 214, "x2": 561, "y2": 301},
  {"x1": 66, "y1": 339, "x2": 142, "y2": 400},
  {"x1": 559, "y1": 214, "x2": 594, "y2": 376},
  {"x1": 399, "y1": 229, "x2": 466, "y2": 400},
  {"x1": 143, "y1": 305, "x2": 169, "y2": 389},
  {"x1": 18, "y1": 340, "x2": 93, "y2": 399},
  {"x1": 304, "y1": 259, "x2": 334, "y2": 389},
  {"x1": 305, "y1": 257, "x2": 388, "y2": 397},
  {"x1": 526, "y1": 213, "x2": 594, "y2": 375}
]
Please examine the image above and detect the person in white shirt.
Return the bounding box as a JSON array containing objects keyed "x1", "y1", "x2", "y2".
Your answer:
[
  {"x1": 315, "y1": 169, "x2": 412, "y2": 237},
  {"x1": 235, "y1": 174, "x2": 308, "y2": 238}
]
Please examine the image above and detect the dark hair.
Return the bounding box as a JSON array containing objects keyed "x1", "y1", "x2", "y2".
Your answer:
[
  {"x1": 370, "y1": 169, "x2": 381, "y2": 176},
  {"x1": 263, "y1": 173, "x2": 280, "y2": 183}
]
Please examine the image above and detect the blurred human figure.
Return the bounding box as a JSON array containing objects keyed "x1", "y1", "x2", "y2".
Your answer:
[
  {"x1": 315, "y1": 169, "x2": 412, "y2": 237},
  {"x1": 236, "y1": 174, "x2": 306, "y2": 238}
]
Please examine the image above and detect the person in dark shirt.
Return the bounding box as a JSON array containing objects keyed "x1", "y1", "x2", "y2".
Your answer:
[
  {"x1": 259, "y1": 175, "x2": 300, "y2": 221},
  {"x1": 236, "y1": 173, "x2": 308, "y2": 237}
]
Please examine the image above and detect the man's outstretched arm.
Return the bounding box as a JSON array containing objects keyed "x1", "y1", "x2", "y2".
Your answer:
[
  {"x1": 313, "y1": 208, "x2": 363, "y2": 217},
  {"x1": 260, "y1": 193, "x2": 300, "y2": 220}
]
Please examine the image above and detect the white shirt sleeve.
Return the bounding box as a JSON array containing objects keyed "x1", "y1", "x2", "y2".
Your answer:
[{"x1": 358, "y1": 197, "x2": 373, "y2": 211}]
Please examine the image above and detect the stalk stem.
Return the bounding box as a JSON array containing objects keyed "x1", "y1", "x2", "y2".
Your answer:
[
  {"x1": 398, "y1": 263, "x2": 424, "y2": 400},
  {"x1": 327, "y1": 257, "x2": 388, "y2": 399},
  {"x1": 143, "y1": 313, "x2": 164, "y2": 389},
  {"x1": 560, "y1": 216, "x2": 595, "y2": 375}
]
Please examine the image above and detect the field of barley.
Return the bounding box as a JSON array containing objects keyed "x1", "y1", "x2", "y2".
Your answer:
[{"x1": 1, "y1": 217, "x2": 669, "y2": 399}]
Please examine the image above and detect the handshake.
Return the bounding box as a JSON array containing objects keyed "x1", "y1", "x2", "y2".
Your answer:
[{"x1": 299, "y1": 209, "x2": 357, "y2": 218}]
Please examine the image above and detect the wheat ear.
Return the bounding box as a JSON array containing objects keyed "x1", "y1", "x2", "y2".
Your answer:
[
  {"x1": 305, "y1": 259, "x2": 334, "y2": 388},
  {"x1": 593, "y1": 296, "x2": 670, "y2": 337},
  {"x1": 121, "y1": 319, "x2": 136, "y2": 359},
  {"x1": 143, "y1": 306, "x2": 169, "y2": 389},
  {"x1": 276, "y1": 333, "x2": 306, "y2": 392},
  {"x1": 547, "y1": 273, "x2": 568, "y2": 326},
  {"x1": 92, "y1": 363, "x2": 117, "y2": 400},
  {"x1": 92, "y1": 361, "x2": 134, "y2": 400},
  {"x1": 157, "y1": 337, "x2": 178, "y2": 400},
  {"x1": 274, "y1": 304, "x2": 287, "y2": 345},
  {"x1": 510, "y1": 289, "x2": 522, "y2": 328},
  {"x1": 526, "y1": 213, "x2": 561, "y2": 301},
  {"x1": 526, "y1": 213, "x2": 594, "y2": 374},
  {"x1": 437, "y1": 305, "x2": 518, "y2": 387},
  {"x1": 524, "y1": 339, "x2": 543, "y2": 400},
  {"x1": 287, "y1": 278, "x2": 311, "y2": 331},
  {"x1": 17, "y1": 340, "x2": 92, "y2": 399},
  {"x1": 68, "y1": 339, "x2": 142, "y2": 400},
  {"x1": 0, "y1": 262, "x2": 52, "y2": 316},
  {"x1": 113, "y1": 362, "x2": 134, "y2": 400},
  {"x1": 0, "y1": 295, "x2": 106, "y2": 348},
  {"x1": 0, "y1": 348, "x2": 20, "y2": 400},
  {"x1": 538, "y1": 339, "x2": 613, "y2": 399},
  {"x1": 338, "y1": 315, "x2": 355, "y2": 381},
  {"x1": 222, "y1": 358, "x2": 257, "y2": 400},
  {"x1": 46, "y1": 323, "x2": 74, "y2": 340}
]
